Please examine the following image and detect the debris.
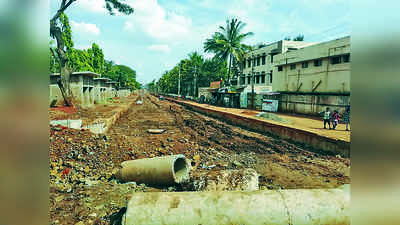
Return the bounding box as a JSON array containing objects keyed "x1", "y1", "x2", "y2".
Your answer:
[
  {"x1": 147, "y1": 129, "x2": 166, "y2": 134},
  {"x1": 136, "y1": 100, "x2": 143, "y2": 105},
  {"x1": 49, "y1": 93, "x2": 350, "y2": 224},
  {"x1": 109, "y1": 207, "x2": 127, "y2": 225},
  {"x1": 115, "y1": 154, "x2": 189, "y2": 185}
]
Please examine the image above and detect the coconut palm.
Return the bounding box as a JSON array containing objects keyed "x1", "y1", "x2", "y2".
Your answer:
[{"x1": 204, "y1": 18, "x2": 253, "y2": 84}]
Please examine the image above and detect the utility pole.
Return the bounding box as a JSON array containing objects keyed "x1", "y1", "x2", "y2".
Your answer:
[
  {"x1": 178, "y1": 64, "x2": 181, "y2": 98},
  {"x1": 193, "y1": 65, "x2": 197, "y2": 98},
  {"x1": 251, "y1": 55, "x2": 255, "y2": 110}
]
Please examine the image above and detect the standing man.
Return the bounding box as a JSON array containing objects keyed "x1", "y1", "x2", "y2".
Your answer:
[
  {"x1": 321, "y1": 107, "x2": 331, "y2": 129},
  {"x1": 344, "y1": 105, "x2": 351, "y2": 131}
]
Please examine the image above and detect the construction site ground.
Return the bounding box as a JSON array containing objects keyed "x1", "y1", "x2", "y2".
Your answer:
[
  {"x1": 49, "y1": 91, "x2": 351, "y2": 225},
  {"x1": 49, "y1": 96, "x2": 133, "y2": 127},
  {"x1": 172, "y1": 99, "x2": 351, "y2": 142}
]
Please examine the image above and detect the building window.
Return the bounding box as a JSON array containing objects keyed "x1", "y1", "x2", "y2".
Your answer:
[
  {"x1": 330, "y1": 56, "x2": 341, "y2": 64},
  {"x1": 290, "y1": 64, "x2": 296, "y2": 70},
  {"x1": 261, "y1": 75, "x2": 265, "y2": 83},
  {"x1": 314, "y1": 59, "x2": 322, "y2": 67},
  {"x1": 343, "y1": 54, "x2": 350, "y2": 63},
  {"x1": 270, "y1": 70, "x2": 273, "y2": 83},
  {"x1": 256, "y1": 75, "x2": 260, "y2": 84},
  {"x1": 278, "y1": 66, "x2": 283, "y2": 72},
  {"x1": 240, "y1": 76, "x2": 245, "y2": 85},
  {"x1": 248, "y1": 60, "x2": 251, "y2": 67},
  {"x1": 247, "y1": 76, "x2": 251, "y2": 84},
  {"x1": 257, "y1": 57, "x2": 261, "y2": 66},
  {"x1": 243, "y1": 61, "x2": 246, "y2": 69},
  {"x1": 262, "y1": 56, "x2": 266, "y2": 65},
  {"x1": 302, "y1": 62, "x2": 309, "y2": 68}
]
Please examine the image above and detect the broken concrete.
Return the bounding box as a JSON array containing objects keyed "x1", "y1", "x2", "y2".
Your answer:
[
  {"x1": 50, "y1": 119, "x2": 82, "y2": 129},
  {"x1": 147, "y1": 129, "x2": 166, "y2": 134}
]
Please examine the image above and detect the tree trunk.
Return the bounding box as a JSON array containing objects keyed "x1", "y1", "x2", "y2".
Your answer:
[
  {"x1": 50, "y1": 16, "x2": 73, "y2": 106},
  {"x1": 226, "y1": 54, "x2": 232, "y2": 86},
  {"x1": 50, "y1": 0, "x2": 77, "y2": 107}
]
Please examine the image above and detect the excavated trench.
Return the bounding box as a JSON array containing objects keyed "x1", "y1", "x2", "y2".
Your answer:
[
  {"x1": 49, "y1": 92, "x2": 351, "y2": 225},
  {"x1": 108, "y1": 94, "x2": 350, "y2": 191}
]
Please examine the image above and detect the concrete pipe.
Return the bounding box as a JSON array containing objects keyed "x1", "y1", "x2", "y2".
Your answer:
[
  {"x1": 115, "y1": 154, "x2": 189, "y2": 185},
  {"x1": 123, "y1": 184, "x2": 350, "y2": 225}
]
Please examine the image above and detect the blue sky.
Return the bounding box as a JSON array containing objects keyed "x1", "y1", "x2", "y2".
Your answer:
[{"x1": 50, "y1": 0, "x2": 350, "y2": 84}]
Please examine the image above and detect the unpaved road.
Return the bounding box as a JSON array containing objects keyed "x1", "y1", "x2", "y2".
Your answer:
[{"x1": 49, "y1": 91, "x2": 350, "y2": 225}]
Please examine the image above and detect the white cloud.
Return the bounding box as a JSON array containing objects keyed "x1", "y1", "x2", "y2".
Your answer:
[
  {"x1": 76, "y1": 0, "x2": 107, "y2": 14},
  {"x1": 124, "y1": 0, "x2": 192, "y2": 41},
  {"x1": 123, "y1": 21, "x2": 135, "y2": 32},
  {"x1": 70, "y1": 20, "x2": 101, "y2": 36},
  {"x1": 148, "y1": 44, "x2": 171, "y2": 53}
]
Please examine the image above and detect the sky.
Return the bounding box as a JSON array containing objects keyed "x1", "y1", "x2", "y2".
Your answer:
[{"x1": 50, "y1": 0, "x2": 350, "y2": 84}]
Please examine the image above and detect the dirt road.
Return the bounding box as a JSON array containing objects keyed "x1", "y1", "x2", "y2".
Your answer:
[{"x1": 49, "y1": 91, "x2": 350, "y2": 224}]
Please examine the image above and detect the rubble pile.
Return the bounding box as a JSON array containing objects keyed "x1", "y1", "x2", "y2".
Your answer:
[{"x1": 49, "y1": 93, "x2": 351, "y2": 225}]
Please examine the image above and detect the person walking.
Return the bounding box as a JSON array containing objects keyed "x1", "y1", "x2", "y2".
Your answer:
[
  {"x1": 320, "y1": 107, "x2": 331, "y2": 129},
  {"x1": 331, "y1": 110, "x2": 340, "y2": 130},
  {"x1": 344, "y1": 105, "x2": 350, "y2": 131}
]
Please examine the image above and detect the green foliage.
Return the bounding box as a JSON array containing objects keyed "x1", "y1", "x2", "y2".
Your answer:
[
  {"x1": 49, "y1": 11, "x2": 141, "y2": 91},
  {"x1": 105, "y1": 0, "x2": 134, "y2": 15},
  {"x1": 293, "y1": 34, "x2": 304, "y2": 41},
  {"x1": 204, "y1": 18, "x2": 253, "y2": 82},
  {"x1": 59, "y1": 13, "x2": 74, "y2": 51},
  {"x1": 103, "y1": 61, "x2": 141, "y2": 90},
  {"x1": 69, "y1": 49, "x2": 94, "y2": 72},
  {"x1": 156, "y1": 52, "x2": 228, "y2": 95},
  {"x1": 146, "y1": 79, "x2": 157, "y2": 93},
  {"x1": 88, "y1": 43, "x2": 104, "y2": 74}
]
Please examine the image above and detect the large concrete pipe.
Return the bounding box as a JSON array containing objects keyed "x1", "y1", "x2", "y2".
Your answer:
[
  {"x1": 123, "y1": 184, "x2": 350, "y2": 225},
  {"x1": 115, "y1": 154, "x2": 189, "y2": 185}
]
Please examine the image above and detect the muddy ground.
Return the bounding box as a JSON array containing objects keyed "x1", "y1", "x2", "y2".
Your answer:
[{"x1": 49, "y1": 92, "x2": 350, "y2": 225}]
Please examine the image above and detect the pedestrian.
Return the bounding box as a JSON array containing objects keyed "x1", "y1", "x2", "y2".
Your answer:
[
  {"x1": 331, "y1": 110, "x2": 340, "y2": 130},
  {"x1": 344, "y1": 105, "x2": 350, "y2": 131},
  {"x1": 320, "y1": 107, "x2": 331, "y2": 129}
]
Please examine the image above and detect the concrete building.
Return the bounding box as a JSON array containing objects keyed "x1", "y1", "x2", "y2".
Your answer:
[
  {"x1": 119, "y1": 87, "x2": 131, "y2": 98},
  {"x1": 271, "y1": 36, "x2": 350, "y2": 115},
  {"x1": 50, "y1": 71, "x2": 100, "y2": 106},
  {"x1": 93, "y1": 77, "x2": 110, "y2": 103},
  {"x1": 50, "y1": 72, "x2": 132, "y2": 107},
  {"x1": 238, "y1": 40, "x2": 317, "y2": 109},
  {"x1": 106, "y1": 81, "x2": 118, "y2": 98}
]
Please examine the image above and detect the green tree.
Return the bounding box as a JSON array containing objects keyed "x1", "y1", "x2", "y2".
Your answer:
[
  {"x1": 102, "y1": 62, "x2": 140, "y2": 90},
  {"x1": 293, "y1": 34, "x2": 304, "y2": 41},
  {"x1": 156, "y1": 52, "x2": 228, "y2": 96},
  {"x1": 50, "y1": 0, "x2": 134, "y2": 106},
  {"x1": 90, "y1": 43, "x2": 104, "y2": 74},
  {"x1": 204, "y1": 18, "x2": 253, "y2": 84}
]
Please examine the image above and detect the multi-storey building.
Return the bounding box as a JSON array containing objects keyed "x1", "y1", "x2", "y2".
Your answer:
[
  {"x1": 237, "y1": 40, "x2": 317, "y2": 109},
  {"x1": 272, "y1": 36, "x2": 350, "y2": 115}
]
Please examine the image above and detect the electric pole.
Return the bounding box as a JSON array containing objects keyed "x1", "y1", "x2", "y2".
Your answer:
[
  {"x1": 251, "y1": 55, "x2": 255, "y2": 110},
  {"x1": 178, "y1": 64, "x2": 181, "y2": 98},
  {"x1": 193, "y1": 65, "x2": 197, "y2": 98}
]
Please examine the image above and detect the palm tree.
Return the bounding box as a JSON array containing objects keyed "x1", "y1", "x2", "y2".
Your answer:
[{"x1": 204, "y1": 18, "x2": 253, "y2": 84}]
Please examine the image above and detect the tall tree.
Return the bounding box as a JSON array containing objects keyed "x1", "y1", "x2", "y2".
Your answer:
[
  {"x1": 204, "y1": 18, "x2": 253, "y2": 84},
  {"x1": 50, "y1": 0, "x2": 134, "y2": 106},
  {"x1": 293, "y1": 34, "x2": 304, "y2": 41}
]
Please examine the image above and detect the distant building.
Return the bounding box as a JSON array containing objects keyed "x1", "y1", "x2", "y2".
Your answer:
[
  {"x1": 49, "y1": 72, "x2": 131, "y2": 107},
  {"x1": 50, "y1": 71, "x2": 100, "y2": 106},
  {"x1": 271, "y1": 36, "x2": 350, "y2": 115},
  {"x1": 237, "y1": 40, "x2": 318, "y2": 109}
]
